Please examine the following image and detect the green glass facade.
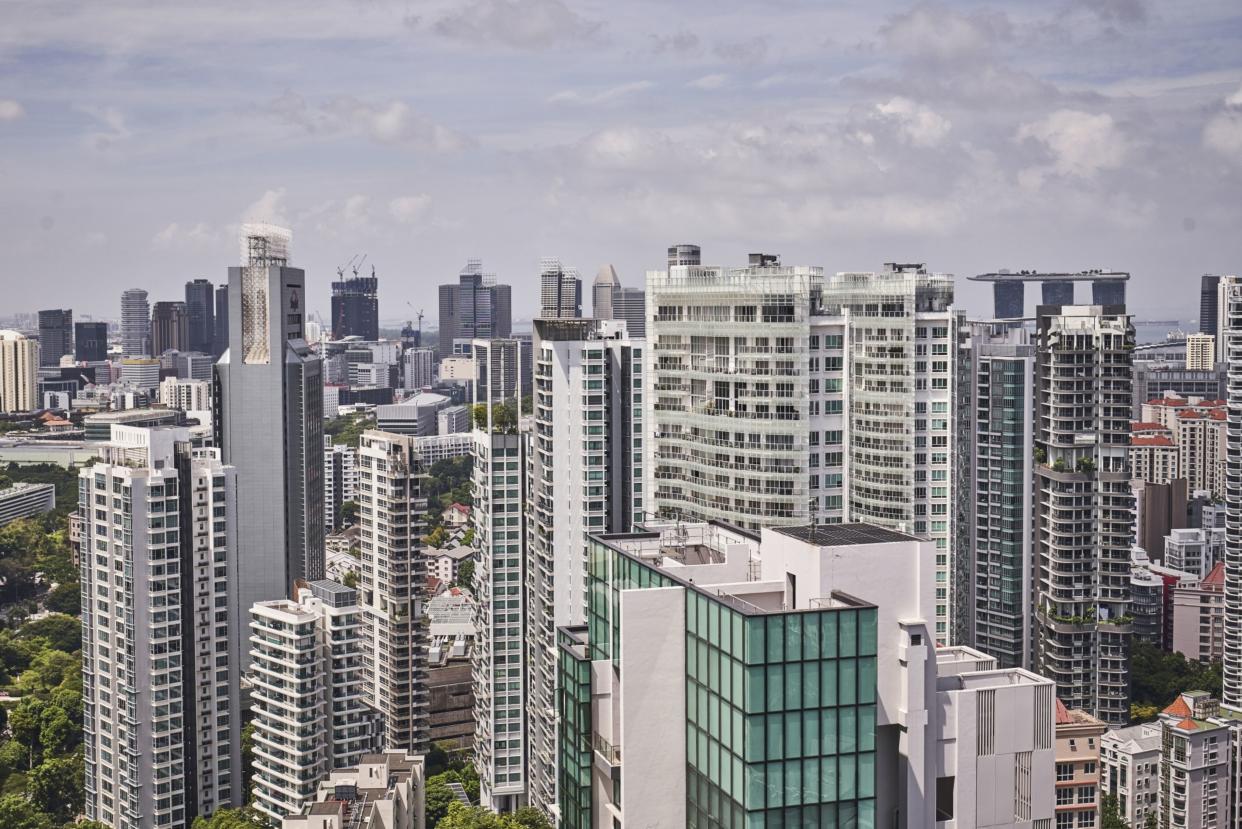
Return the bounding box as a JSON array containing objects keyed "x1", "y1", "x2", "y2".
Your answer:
[
  {"x1": 557, "y1": 627, "x2": 592, "y2": 829},
  {"x1": 563, "y1": 535, "x2": 879, "y2": 829}
]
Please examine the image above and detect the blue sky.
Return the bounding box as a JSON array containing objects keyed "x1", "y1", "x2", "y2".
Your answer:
[{"x1": 2, "y1": 0, "x2": 1242, "y2": 325}]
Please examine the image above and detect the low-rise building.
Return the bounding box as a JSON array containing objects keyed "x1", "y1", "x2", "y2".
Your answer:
[
  {"x1": 1172, "y1": 562, "x2": 1225, "y2": 662},
  {"x1": 423, "y1": 546, "x2": 476, "y2": 585},
  {"x1": 1100, "y1": 722, "x2": 1162, "y2": 828},
  {"x1": 281, "y1": 751, "x2": 425, "y2": 829},
  {"x1": 1054, "y1": 701, "x2": 1106, "y2": 829},
  {"x1": 0, "y1": 481, "x2": 54, "y2": 527}
]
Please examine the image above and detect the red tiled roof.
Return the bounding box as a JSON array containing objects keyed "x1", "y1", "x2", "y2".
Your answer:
[
  {"x1": 1131, "y1": 436, "x2": 1175, "y2": 447},
  {"x1": 1164, "y1": 695, "x2": 1192, "y2": 718},
  {"x1": 1129, "y1": 421, "x2": 1169, "y2": 432},
  {"x1": 1203, "y1": 561, "x2": 1226, "y2": 587},
  {"x1": 1147, "y1": 397, "x2": 1187, "y2": 406},
  {"x1": 1209, "y1": 410, "x2": 1227, "y2": 421},
  {"x1": 1177, "y1": 410, "x2": 1206, "y2": 419},
  {"x1": 1054, "y1": 698, "x2": 1072, "y2": 725},
  {"x1": 1175, "y1": 717, "x2": 1200, "y2": 731}
]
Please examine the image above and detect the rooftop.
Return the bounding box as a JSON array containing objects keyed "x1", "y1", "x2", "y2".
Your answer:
[{"x1": 772, "y1": 523, "x2": 921, "y2": 546}]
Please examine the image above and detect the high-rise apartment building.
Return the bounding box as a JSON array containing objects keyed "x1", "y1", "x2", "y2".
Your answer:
[
  {"x1": 213, "y1": 284, "x2": 229, "y2": 357},
  {"x1": 151, "y1": 300, "x2": 190, "y2": 355},
  {"x1": 438, "y1": 261, "x2": 512, "y2": 346},
  {"x1": 324, "y1": 436, "x2": 358, "y2": 531},
  {"x1": 121, "y1": 287, "x2": 151, "y2": 357},
  {"x1": 403, "y1": 347, "x2": 435, "y2": 391},
  {"x1": 1034, "y1": 303, "x2": 1135, "y2": 724},
  {"x1": 158, "y1": 376, "x2": 211, "y2": 412},
  {"x1": 522, "y1": 318, "x2": 644, "y2": 813},
  {"x1": 0, "y1": 330, "x2": 38, "y2": 413},
  {"x1": 185, "y1": 278, "x2": 216, "y2": 354},
  {"x1": 249, "y1": 580, "x2": 375, "y2": 824},
  {"x1": 37, "y1": 308, "x2": 72, "y2": 366},
  {"x1": 215, "y1": 225, "x2": 325, "y2": 624},
  {"x1": 538, "y1": 258, "x2": 581, "y2": 319},
  {"x1": 331, "y1": 268, "x2": 380, "y2": 341},
  {"x1": 964, "y1": 321, "x2": 1036, "y2": 669},
  {"x1": 1216, "y1": 276, "x2": 1240, "y2": 363},
  {"x1": 590, "y1": 265, "x2": 619, "y2": 319},
  {"x1": 471, "y1": 337, "x2": 532, "y2": 406},
  {"x1": 1223, "y1": 279, "x2": 1242, "y2": 709},
  {"x1": 357, "y1": 430, "x2": 430, "y2": 753},
  {"x1": 75, "y1": 321, "x2": 109, "y2": 362},
  {"x1": 80, "y1": 426, "x2": 243, "y2": 827},
  {"x1": 1187, "y1": 332, "x2": 1215, "y2": 370},
  {"x1": 614, "y1": 287, "x2": 646, "y2": 338}
]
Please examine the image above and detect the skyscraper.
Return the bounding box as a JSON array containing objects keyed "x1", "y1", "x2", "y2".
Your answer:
[
  {"x1": 80, "y1": 427, "x2": 243, "y2": 827},
  {"x1": 1034, "y1": 303, "x2": 1135, "y2": 724},
  {"x1": 1202, "y1": 274, "x2": 1223, "y2": 337},
  {"x1": 438, "y1": 261, "x2": 512, "y2": 348},
  {"x1": 214, "y1": 224, "x2": 325, "y2": 626},
  {"x1": 0, "y1": 330, "x2": 38, "y2": 413},
  {"x1": 150, "y1": 300, "x2": 190, "y2": 355},
  {"x1": 614, "y1": 286, "x2": 646, "y2": 338},
  {"x1": 538, "y1": 258, "x2": 581, "y2": 319},
  {"x1": 590, "y1": 265, "x2": 619, "y2": 319},
  {"x1": 964, "y1": 321, "x2": 1036, "y2": 668},
  {"x1": 357, "y1": 430, "x2": 430, "y2": 753},
  {"x1": 521, "y1": 318, "x2": 644, "y2": 814},
  {"x1": 185, "y1": 278, "x2": 216, "y2": 354},
  {"x1": 1223, "y1": 280, "x2": 1242, "y2": 709},
  {"x1": 330, "y1": 266, "x2": 380, "y2": 341},
  {"x1": 213, "y1": 283, "x2": 229, "y2": 357},
  {"x1": 121, "y1": 287, "x2": 151, "y2": 357},
  {"x1": 323, "y1": 436, "x2": 357, "y2": 531},
  {"x1": 667, "y1": 242, "x2": 701, "y2": 267},
  {"x1": 37, "y1": 308, "x2": 72, "y2": 366},
  {"x1": 74, "y1": 321, "x2": 109, "y2": 362}
]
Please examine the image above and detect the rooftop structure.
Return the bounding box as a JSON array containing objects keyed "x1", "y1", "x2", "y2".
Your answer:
[{"x1": 969, "y1": 269, "x2": 1129, "y2": 318}]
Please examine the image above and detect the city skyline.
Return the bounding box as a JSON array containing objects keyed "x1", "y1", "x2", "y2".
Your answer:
[{"x1": 3, "y1": 1, "x2": 1242, "y2": 322}]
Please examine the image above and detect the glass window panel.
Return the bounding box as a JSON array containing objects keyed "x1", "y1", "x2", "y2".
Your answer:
[
  {"x1": 858, "y1": 752, "x2": 875, "y2": 798},
  {"x1": 766, "y1": 665, "x2": 785, "y2": 712},
  {"x1": 859, "y1": 657, "x2": 877, "y2": 705},
  {"x1": 732, "y1": 613, "x2": 744, "y2": 659},
  {"x1": 839, "y1": 658, "x2": 857, "y2": 706},
  {"x1": 802, "y1": 757, "x2": 821, "y2": 804},
  {"x1": 747, "y1": 619, "x2": 765, "y2": 666},
  {"x1": 839, "y1": 755, "x2": 856, "y2": 801},
  {"x1": 858, "y1": 608, "x2": 878, "y2": 656},
  {"x1": 688, "y1": 724, "x2": 699, "y2": 765},
  {"x1": 767, "y1": 762, "x2": 784, "y2": 809},
  {"x1": 767, "y1": 713, "x2": 783, "y2": 761},
  {"x1": 804, "y1": 710, "x2": 821, "y2": 756},
  {"x1": 746, "y1": 666, "x2": 765, "y2": 712},
  {"x1": 785, "y1": 615, "x2": 802, "y2": 661},
  {"x1": 710, "y1": 647, "x2": 720, "y2": 690},
  {"x1": 710, "y1": 601, "x2": 720, "y2": 644},
  {"x1": 859, "y1": 799, "x2": 875, "y2": 829},
  {"x1": 745, "y1": 715, "x2": 765, "y2": 763},
  {"x1": 732, "y1": 659, "x2": 744, "y2": 705},
  {"x1": 786, "y1": 663, "x2": 803, "y2": 710},
  {"x1": 839, "y1": 611, "x2": 857, "y2": 657},
  {"x1": 803, "y1": 615, "x2": 821, "y2": 660},
  {"x1": 821, "y1": 660, "x2": 838, "y2": 707},
  {"x1": 820, "y1": 756, "x2": 837, "y2": 802},
  {"x1": 733, "y1": 756, "x2": 744, "y2": 806},
  {"x1": 840, "y1": 707, "x2": 857, "y2": 753},
  {"x1": 784, "y1": 760, "x2": 801, "y2": 806},
  {"x1": 822, "y1": 709, "x2": 837, "y2": 755},
  {"x1": 822, "y1": 614, "x2": 838, "y2": 659},
  {"x1": 767, "y1": 616, "x2": 785, "y2": 663},
  {"x1": 859, "y1": 705, "x2": 876, "y2": 752},
  {"x1": 688, "y1": 678, "x2": 699, "y2": 723},
  {"x1": 746, "y1": 764, "x2": 765, "y2": 810},
  {"x1": 803, "y1": 659, "x2": 820, "y2": 708},
  {"x1": 785, "y1": 714, "x2": 802, "y2": 759}
]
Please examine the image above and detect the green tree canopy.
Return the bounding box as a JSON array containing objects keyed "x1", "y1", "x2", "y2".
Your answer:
[
  {"x1": 0, "y1": 793, "x2": 53, "y2": 829},
  {"x1": 26, "y1": 756, "x2": 81, "y2": 822}
]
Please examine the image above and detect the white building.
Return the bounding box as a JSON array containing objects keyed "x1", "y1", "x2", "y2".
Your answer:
[
  {"x1": 281, "y1": 751, "x2": 425, "y2": 829},
  {"x1": 1100, "y1": 722, "x2": 1162, "y2": 827},
  {"x1": 411, "y1": 432, "x2": 474, "y2": 464},
  {"x1": 250, "y1": 580, "x2": 376, "y2": 824},
  {"x1": 80, "y1": 426, "x2": 243, "y2": 827},
  {"x1": 539, "y1": 257, "x2": 582, "y2": 319},
  {"x1": 158, "y1": 376, "x2": 211, "y2": 411},
  {"x1": 422, "y1": 546, "x2": 475, "y2": 585},
  {"x1": 358, "y1": 430, "x2": 430, "y2": 753},
  {"x1": 1165, "y1": 525, "x2": 1226, "y2": 578},
  {"x1": 324, "y1": 437, "x2": 358, "y2": 531},
  {"x1": 403, "y1": 348, "x2": 435, "y2": 391},
  {"x1": 0, "y1": 481, "x2": 55, "y2": 527},
  {"x1": 1187, "y1": 333, "x2": 1215, "y2": 370},
  {"x1": 120, "y1": 357, "x2": 161, "y2": 390},
  {"x1": 0, "y1": 330, "x2": 39, "y2": 413}
]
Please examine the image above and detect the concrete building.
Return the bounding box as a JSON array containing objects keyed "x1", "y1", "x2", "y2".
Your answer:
[
  {"x1": 1131, "y1": 360, "x2": 1226, "y2": 419},
  {"x1": 151, "y1": 300, "x2": 190, "y2": 356},
  {"x1": 470, "y1": 337, "x2": 531, "y2": 406},
  {"x1": 324, "y1": 437, "x2": 358, "y2": 531},
  {"x1": 538, "y1": 257, "x2": 581, "y2": 319},
  {"x1": 158, "y1": 376, "x2": 211, "y2": 412},
  {"x1": 121, "y1": 287, "x2": 151, "y2": 357},
  {"x1": 185, "y1": 278, "x2": 216, "y2": 354},
  {"x1": 1165, "y1": 526, "x2": 1225, "y2": 578},
  {"x1": 357, "y1": 430, "x2": 430, "y2": 753},
  {"x1": 75, "y1": 321, "x2": 109, "y2": 362},
  {"x1": 215, "y1": 224, "x2": 325, "y2": 621},
  {"x1": 0, "y1": 481, "x2": 55, "y2": 526},
  {"x1": 410, "y1": 433, "x2": 473, "y2": 465},
  {"x1": 1054, "y1": 701, "x2": 1106, "y2": 829},
  {"x1": 331, "y1": 268, "x2": 380, "y2": 341},
  {"x1": 0, "y1": 330, "x2": 39, "y2": 412},
  {"x1": 1172, "y1": 562, "x2": 1226, "y2": 663},
  {"x1": 250, "y1": 580, "x2": 376, "y2": 824},
  {"x1": 438, "y1": 261, "x2": 512, "y2": 346},
  {"x1": 556, "y1": 521, "x2": 1056, "y2": 829},
  {"x1": 80, "y1": 427, "x2": 243, "y2": 827},
  {"x1": 120, "y1": 357, "x2": 161, "y2": 390},
  {"x1": 613, "y1": 287, "x2": 646, "y2": 338},
  {"x1": 37, "y1": 308, "x2": 73, "y2": 367},
  {"x1": 1100, "y1": 722, "x2": 1162, "y2": 828},
  {"x1": 522, "y1": 318, "x2": 644, "y2": 813},
  {"x1": 964, "y1": 321, "x2": 1036, "y2": 669},
  {"x1": 377, "y1": 393, "x2": 451, "y2": 436},
  {"x1": 590, "y1": 265, "x2": 619, "y2": 319},
  {"x1": 1156, "y1": 692, "x2": 1232, "y2": 829},
  {"x1": 403, "y1": 348, "x2": 435, "y2": 391},
  {"x1": 1130, "y1": 431, "x2": 1178, "y2": 484},
  {"x1": 1034, "y1": 304, "x2": 1135, "y2": 725},
  {"x1": 1141, "y1": 395, "x2": 1227, "y2": 497},
  {"x1": 213, "y1": 283, "x2": 229, "y2": 357},
  {"x1": 1202, "y1": 274, "x2": 1222, "y2": 338},
  {"x1": 280, "y1": 751, "x2": 425, "y2": 829},
  {"x1": 1222, "y1": 277, "x2": 1242, "y2": 710},
  {"x1": 1187, "y1": 333, "x2": 1215, "y2": 370},
  {"x1": 436, "y1": 404, "x2": 470, "y2": 435}
]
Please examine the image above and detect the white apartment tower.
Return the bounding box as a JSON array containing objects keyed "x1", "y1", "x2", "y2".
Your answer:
[
  {"x1": 80, "y1": 426, "x2": 243, "y2": 828},
  {"x1": 249, "y1": 580, "x2": 375, "y2": 824},
  {"x1": 523, "y1": 318, "x2": 644, "y2": 815},
  {"x1": 1034, "y1": 304, "x2": 1135, "y2": 724},
  {"x1": 539, "y1": 258, "x2": 582, "y2": 319},
  {"x1": 158, "y1": 377, "x2": 212, "y2": 412},
  {"x1": 0, "y1": 330, "x2": 39, "y2": 413},
  {"x1": 324, "y1": 437, "x2": 358, "y2": 531},
  {"x1": 1224, "y1": 279, "x2": 1242, "y2": 709},
  {"x1": 357, "y1": 430, "x2": 430, "y2": 753},
  {"x1": 469, "y1": 337, "x2": 529, "y2": 811}
]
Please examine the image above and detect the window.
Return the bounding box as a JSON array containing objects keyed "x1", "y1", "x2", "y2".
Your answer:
[{"x1": 1056, "y1": 763, "x2": 1074, "y2": 782}]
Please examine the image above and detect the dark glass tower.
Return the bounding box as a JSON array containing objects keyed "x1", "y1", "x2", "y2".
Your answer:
[
  {"x1": 74, "y1": 321, "x2": 108, "y2": 362},
  {"x1": 330, "y1": 268, "x2": 379, "y2": 340},
  {"x1": 184, "y1": 278, "x2": 215, "y2": 353},
  {"x1": 37, "y1": 309, "x2": 73, "y2": 367}
]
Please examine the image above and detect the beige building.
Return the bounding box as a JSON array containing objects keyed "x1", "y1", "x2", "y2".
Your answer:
[
  {"x1": 1172, "y1": 562, "x2": 1226, "y2": 662},
  {"x1": 1158, "y1": 692, "x2": 1231, "y2": 829},
  {"x1": 1055, "y1": 700, "x2": 1106, "y2": 828},
  {"x1": 1100, "y1": 721, "x2": 1161, "y2": 828},
  {"x1": 0, "y1": 330, "x2": 38, "y2": 413},
  {"x1": 1186, "y1": 333, "x2": 1215, "y2": 370},
  {"x1": 1134, "y1": 397, "x2": 1228, "y2": 497},
  {"x1": 281, "y1": 750, "x2": 425, "y2": 829},
  {"x1": 1129, "y1": 432, "x2": 1178, "y2": 485}
]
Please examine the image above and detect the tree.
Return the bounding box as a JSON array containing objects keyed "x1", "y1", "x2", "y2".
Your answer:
[
  {"x1": 1144, "y1": 814, "x2": 1157, "y2": 829},
  {"x1": 425, "y1": 775, "x2": 459, "y2": 828},
  {"x1": 41, "y1": 582, "x2": 79, "y2": 615},
  {"x1": 454, "y1": 560, "x2": 475, "y2": 589},
  {"x1": 342, "y1": 569, "x2": 359, "y2": 589},
  {"x1": 1100, "y1": 793, "x2": 1129, "y2": 829},
  {"x1": 27, "y1": 756, "x2": 80, "y2": 822},
  {"x1": 510, "y1": 807, "x2": 554, "y2": 829},
  {"x1": 339, "y1": 500, "x2": 359, "y2": 526},
  {"x1": 9, "y1": 698, "x2": 46, "y2": 768},
  {"x1": 16, "y1": 649, "x2": 77, "y2": 697},
  {"x1": 37, "y1": 706, "x2": 75, "y2": 756},
  {"x1": 425, "y1": 526, "x2": 448, "y2": 549},
  {"x1": 0, "y1": 794, "x2": 53, "y2": 829},
  {"x1": 190, "y1": 807, "x2": 266, "y2": 829},
  {"x1": 18, "y1": 614, "x2": 80, "y2": 654},
  {"x1": 1130, "y1": 641, "x2": 1222, "y2": 711}
]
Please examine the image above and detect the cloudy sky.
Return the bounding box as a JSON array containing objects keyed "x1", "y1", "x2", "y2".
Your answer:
[{"x1": 3, "y1": 0, "x2": 1242, "y2": 326}]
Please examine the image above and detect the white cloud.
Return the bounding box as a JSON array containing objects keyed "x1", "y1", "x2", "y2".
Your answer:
[
  {"x1": 548, "y1": 81, "x2": 653, "y2": 105},
  {"x1": 342, "y1": 195, "x2": 370, "y2": 228},
  {"x1": 0, "y1": 100, "x2": 24, "y2": 121},
  {"x1": 389, "y1": 195, "x2": 432, "y2": 225},
  {"x1": 151, "y1": 222, "x2": 214, "y2": 248},
  {"x1": 431, "y1": 0, "x2": 602, "y2": 50},
  {"x1": 687, "y1": 74, "x2": 728, "y2": 91},
  {"x1": 880, "y1": 4, "x2": 1012, "y2": 62},
  {"x1": 270, "y1": 93, "x2": 466, "y2": 151},
  {"x1": 1204, "y1": 85, "x2": 1242, "y2": 161},
  {"x1": 242, "y1": 189, "x2": 288, "y2": 225},
  {"x1": 81, "y1": 106, "x2": 131, "y2": 151},
  {"x1": 874, "y1": 97, "x2": 951, "y2": 147},
  {"x1": 1016, "y1": 110, "x2": 1128, "y2": 178}
]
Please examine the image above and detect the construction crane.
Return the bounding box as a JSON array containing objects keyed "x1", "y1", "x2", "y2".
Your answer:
[
  {"x1": 336, "y1": 254, "x2": 360, "y2": 280},
  {"x1": 351, "y1": 254, "x2": 367, "y2": 278}
]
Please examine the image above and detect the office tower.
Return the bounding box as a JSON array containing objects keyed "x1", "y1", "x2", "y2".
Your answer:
[
  {"x1": 185, "y1": 278, "x2": 216, "y2": 354},
  {"x1": 538, "y1": 258, "x2": 581, "y2": 319},
  {"x1": 324, "y1": 436, "x2": 357, "y2": 531},
  {"x1": 556, "y1": 521, "x2": 1056, "y2": 828},
  {"x1": 120, "y1": 357, "x2": 161, "y2": 390},
  {"x1": 1202, "y1": 274, "x2": 1223, "y2": 337},
  {"x1": 667, "y1": 242, "x2": 701, "y2": 267},
  {"x1": 249, "y1": 580, "x2": 375, "y2": 824},
  {"x1": 37, "y1": 308, "x2": 72, "y2": 366},
  {"x1": 330, "y1": 267, "x2": 380, "y2": 341},
  {"x1": 403, "y1": 347, "x2": 435, "y2": 391},
  {"x1": 1034, "y1": 303, "x2": 1135, "y2": 724},
  {"x1": 174, "y1": 351, "x2": 215, "y2": 382},
  {"x1": 470, "y1": 397, "x2": 528, "y2": 811},
  {"x1": 75, "y1": 321, "x2": 109, "y2": 361},
  {"x1": 591, "y1": 265, "x2": 619, "y2": 319},
  {"x1": 150, "y1": 300, "x2": 190, "y2": 355},
  {"x1": 964, "y1": 321, "x2": 1036, "y2": 669},
  {"x1": 1186, "y1": 332, "x2": 1215, "y2": 370},
  {"x1": 614, "y1": 286, "x2": 646, "y2": 338},
  {"x1": 522, "y1": 319, "x2": 643, "y2": 813},
  {"x1": 357, "y1": 430, "x2": 430, "y2": 752},
  {"x1": 1131, "y1": 359, "x2": 1226, "y2": 417},
  {"x1": 0, "y1": 330, "x2": 38, "y2": 412},
  {"x1": 438, "y1": 260, "x2": 512, "y2": 346},
  {"x1": 213, "y1": 283, "x2": 229, "y2": 357},
  {"x1": 80, "y1": 427, "x2": 243, "y2": 827},
  {"x1": 215, "y1": 224, "x2": 325, "y2": 626},
  {"x1": 121, "y1": 287, "x2": 151, "y2": 357}
]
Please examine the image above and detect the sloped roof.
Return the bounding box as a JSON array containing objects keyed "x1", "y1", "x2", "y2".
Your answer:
[{"x1": 1163, "y1": 695, "x2": 1192, "y2": 718}]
